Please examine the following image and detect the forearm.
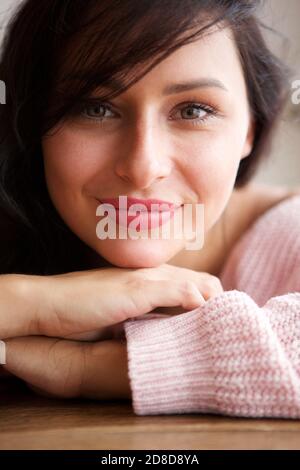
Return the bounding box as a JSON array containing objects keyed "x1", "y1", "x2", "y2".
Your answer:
[
  {"x1": 2, "y1": 335, "x2": 132, "y2": 400},
  {"x1": 80, "y1": 339, "x2": 132, "y2": 401},
  {"x1": 0, "y1": 274, "x2": 46, "y2": 339}
]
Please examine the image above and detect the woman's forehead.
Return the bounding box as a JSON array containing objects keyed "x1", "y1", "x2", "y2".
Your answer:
[{"x1": 56, "y1": 25, "x2": 240, "y2": 95}]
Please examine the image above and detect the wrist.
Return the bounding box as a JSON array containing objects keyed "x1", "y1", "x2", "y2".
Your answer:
[
  {"x1": 24, "y1": 274, "x2": 57, "y2": 335},
  {"x1": 0, "y1": 273, "x2": 46, "y2": 338},
  {"x1": 81, "y1": 339, "x2": 132, "y2": 400}
]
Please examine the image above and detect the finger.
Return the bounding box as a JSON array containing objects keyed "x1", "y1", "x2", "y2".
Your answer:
[
  {"x1": 197, "y1": 275, "x2": 224, "y2": 300},
  {"x1": 164, "y1": 265, "x2": 224, "y2": 298},
  {"x1": 127, "y1": 279, "x2": 206, "y2": 319},
  {"x1": 140, "y1": 265, "x2": 224, "y2": 300}
]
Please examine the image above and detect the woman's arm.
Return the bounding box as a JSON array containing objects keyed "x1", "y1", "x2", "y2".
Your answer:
[
  {"x1": 0, "y1": 264, "x2": 224, "y2": 395},
  {"x1": 123, "y1": 290, "x2": 300, "y2": 418},
  {"x1": 5, "y1": 288, "x2": 300, "y2": 418},
  {"x1": 0, "y1": 265, "x2": 221, "y2": 342},
  {"x1": 0, "y1": 265, "x2": 224, "y2": 398},
  {"x1": 2, "y1": 336, "x2": 131, "y2": 400},
  {"x1": 0, "y1": 274, "x2": 45, "y2": 339}
]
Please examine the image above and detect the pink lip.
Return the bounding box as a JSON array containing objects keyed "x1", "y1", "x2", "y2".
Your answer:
[
  {"x1": 97, "y1": 197, "x2": 182, "y2": 229},
  {"x1": 98, "y1": 197, "x2": 181, "y2": 212}
]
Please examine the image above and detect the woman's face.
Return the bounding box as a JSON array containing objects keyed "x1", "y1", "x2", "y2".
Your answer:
[{"x1": 42, "y1": 26, "x2": 254, "y2": 268}]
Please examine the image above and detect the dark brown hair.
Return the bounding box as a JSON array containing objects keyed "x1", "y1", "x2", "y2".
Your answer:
[{"x1": 0, "y1": 0, "x2": 291, "y2": 275}]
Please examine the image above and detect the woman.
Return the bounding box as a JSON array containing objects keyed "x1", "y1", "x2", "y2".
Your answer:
[{"x1": 0, "y1": 0, "x2": 300, "y2": 417}]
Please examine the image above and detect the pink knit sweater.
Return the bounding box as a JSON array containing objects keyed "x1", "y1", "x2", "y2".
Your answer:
[{"x1": 122, "y1": 194, "x2": 300, "y2": 418}]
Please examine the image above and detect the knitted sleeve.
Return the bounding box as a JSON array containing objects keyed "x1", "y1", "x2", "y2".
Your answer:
[{"x1": 123, "y1": 195, "x2": 300, "y2": 418}]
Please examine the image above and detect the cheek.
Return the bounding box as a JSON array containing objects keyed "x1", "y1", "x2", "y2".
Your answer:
[
  {"x1": 41, "y1": 130, "x2": 112, "y2": 254},
  {"x1": 42, "y1": 129, "x2": 110, "y2": 238},
  {"x1": 42, "y1": 131, "x2": 104, "y2": 190},
  {"x1": 179, "y1": 129, "x2": 245, "y2": 229},
  {"x1": 182, "y1": 131, "x2": 242, "y2": 194}
]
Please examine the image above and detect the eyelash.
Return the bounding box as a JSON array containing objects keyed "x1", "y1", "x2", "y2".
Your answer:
[{"x1": 77, "y1": 99, "x2": 220, "y2": 127}]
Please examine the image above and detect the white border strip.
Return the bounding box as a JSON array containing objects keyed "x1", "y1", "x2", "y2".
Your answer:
[{"x1": 0, "y1": 340, "x2": 6, "y2": 365}]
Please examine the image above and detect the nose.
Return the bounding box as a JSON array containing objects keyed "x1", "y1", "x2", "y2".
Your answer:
[{"x1": 114, "y1": 117, "x2": 172, "y2": 189}]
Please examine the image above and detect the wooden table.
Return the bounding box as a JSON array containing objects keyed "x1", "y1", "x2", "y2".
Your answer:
[{"x1": 1, "y1": 375, "x2": 300, "y2": 450}]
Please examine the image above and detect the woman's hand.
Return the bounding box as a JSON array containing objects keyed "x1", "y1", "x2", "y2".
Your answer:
[
  {"x1": 2, "y1": 336, "x2": 131, "y2": 400},
  {"x1": 45, "y1": 264, "x2": 224, "y2": 341},
  {"x1": 0, "y1": 264, "x2": 224, "y2": 341}
]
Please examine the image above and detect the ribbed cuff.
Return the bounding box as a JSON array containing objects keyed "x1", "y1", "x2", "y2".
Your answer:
[
  {"x1": 124, "y1": 290, "x2": 300, "y2": 418},
  {"x1": 123, "y1": 290, "x2": 246, "y2": 416}
]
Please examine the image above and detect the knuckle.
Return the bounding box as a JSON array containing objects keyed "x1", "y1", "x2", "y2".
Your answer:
[
  {"x1": 209, "y1": 275, "x2": 224, "y2": 290},
  {"x1": 183, "y1": 280, "x2": 197, "y2": 297},
  {"x1": 203, "y1": 276, "x2": 224, "y2": 297}
]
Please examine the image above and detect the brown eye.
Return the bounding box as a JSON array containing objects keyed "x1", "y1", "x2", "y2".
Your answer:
[{"x1": 81, "y1": 103, "x2": 114, "y2": 120}]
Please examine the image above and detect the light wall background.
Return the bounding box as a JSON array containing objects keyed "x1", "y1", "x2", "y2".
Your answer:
[
  {"x1": 1, "y1": 0, "x2": 300, "y2": 188},
  {"x1": 255, "y1": 0, "x2": 300, "y2": 187}
]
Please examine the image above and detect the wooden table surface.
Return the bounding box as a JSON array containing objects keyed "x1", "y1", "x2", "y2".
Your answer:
[{"x1": 1, "y1": 375, "x2": 300, "y2": 450}]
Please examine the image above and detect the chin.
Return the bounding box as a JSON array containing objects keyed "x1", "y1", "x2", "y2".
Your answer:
[{"x1": 94, "y1": 237, "x2": 183, "y2": 269}]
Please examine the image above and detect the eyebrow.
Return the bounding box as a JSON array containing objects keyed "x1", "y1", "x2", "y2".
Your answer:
[
  {"x1": 94, "y1": 77, "x2": 229, "y2": 97},
  {"x1": 162, "y1": 78, "x2": 229, "y2": 95}
]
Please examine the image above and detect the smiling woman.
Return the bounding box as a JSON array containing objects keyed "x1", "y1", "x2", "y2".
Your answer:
[
  {"x1": 0, "y1": 0, "x2": 290, "y2": 276},
  {"x1": 0, "y1": 0, "x2": 300, "y2": 420}
]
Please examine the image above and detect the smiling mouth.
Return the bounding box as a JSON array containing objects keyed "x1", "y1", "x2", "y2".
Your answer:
[
  {"x1": 95, "y1": 198, "x2": 183, "y2": 229},
  {"x1": 96, "y1": 198, "x2": 183, "y2": 213}
]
